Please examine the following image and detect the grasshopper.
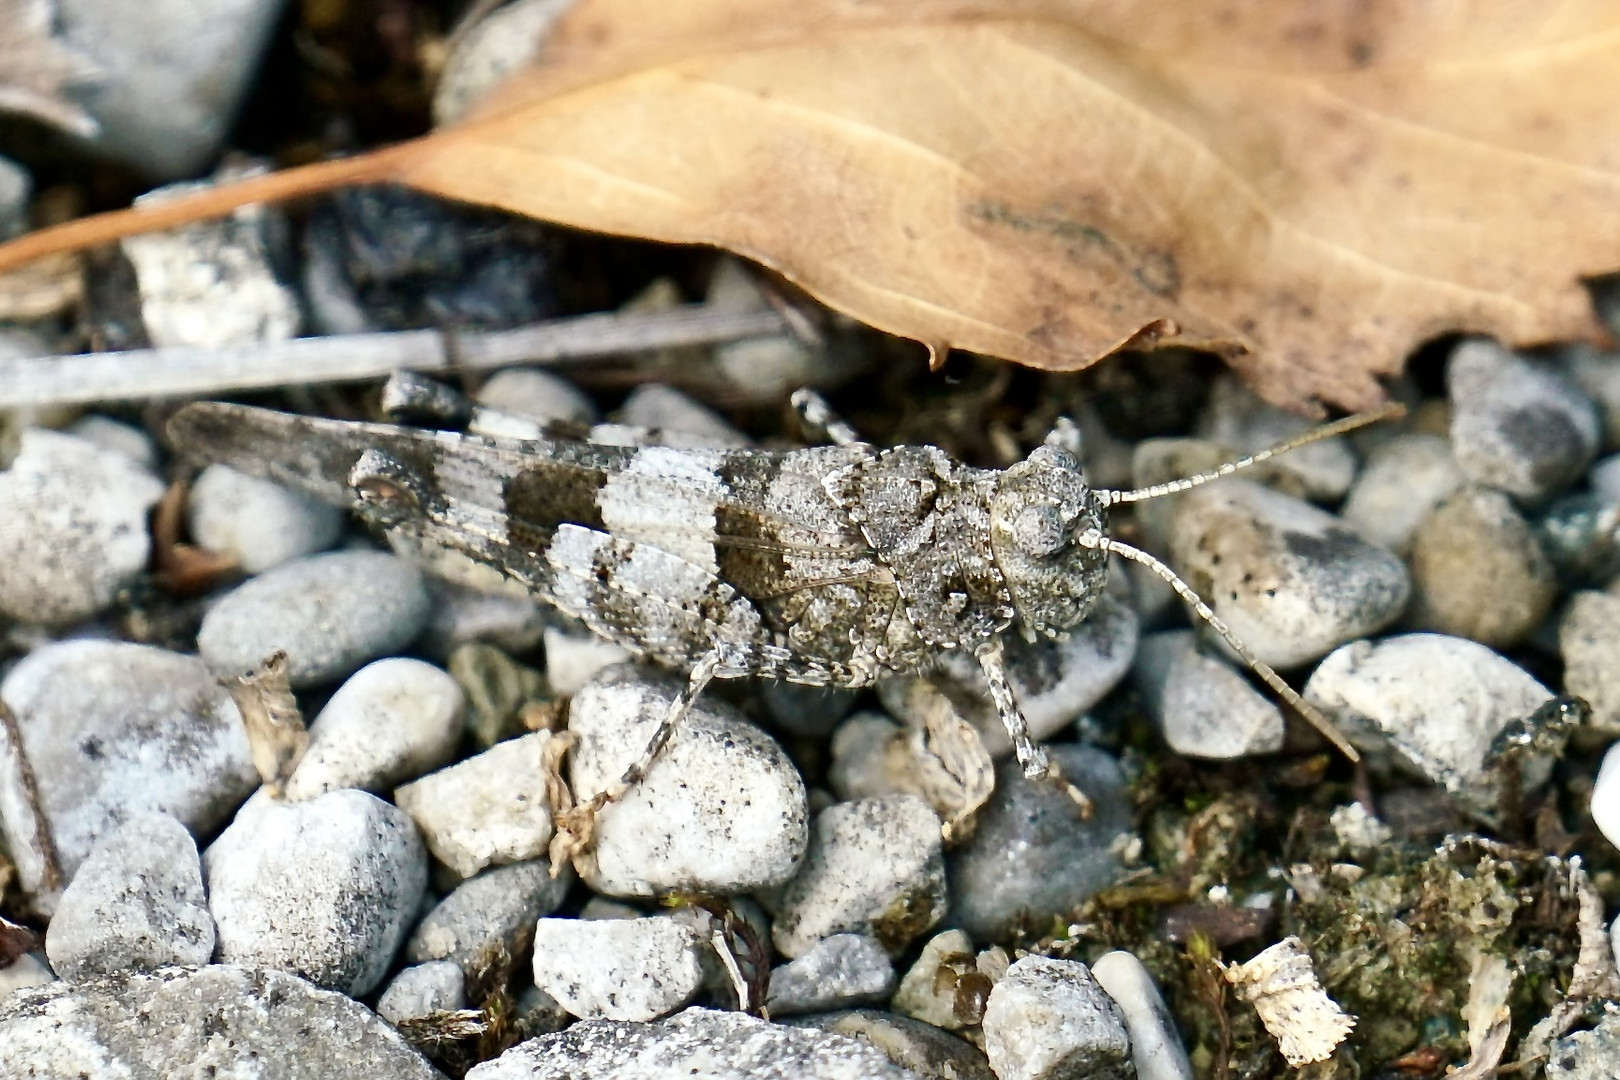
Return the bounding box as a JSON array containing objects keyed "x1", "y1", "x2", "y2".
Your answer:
[{"x1": 170, "y1": 389, "x2": 1395, "y2": 844}]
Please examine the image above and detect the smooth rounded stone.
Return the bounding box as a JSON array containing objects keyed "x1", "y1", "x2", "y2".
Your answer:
[
  {"x1": 0, "y1": 428, "x2": 165, "y2": 624},
  {"x1": 405, "y1": 857, "x2": 573, "y2": 973},
  {"x1": 982, "y1": 957, "x2": 1132, "y2": 1080},
  {"x1": 204, "y1": 788, "x2": 428, "y2": 996},
  {"x1": 1590, "y1": 743, "x2": 1620, "y2": 851},
  {"x1": 395, "y1": 731, "x2": 556, "y2": 880},
  {"x1": 1197, "y1": 374, "x2": 1358, "y2": 500},
  {"x1": 705, "y1": 259, "x2": 820, "y2": 401},
  {"x1": 1565, "y1": 344, "x2": 1620, "y2": 451},
  {"x1": 421, "y1": 582, "x2": 548, "y2": 660},
  {"x1": 759, "y1": 680, "x2": 860, "y2": 739},
  {"x1": 1167, "y1": 478, "x2": 1411, "y2": 668},
  {"x1": 0, "y1": 965, "x2": 439, "y2": 1078},
  {"x1": 765, "y1": 934, "x2": 896, "y2": 1017},
  {"x1": 1546, "y1": 1006, "x2": 1620, "y2": 1080},
  {"x1": 1132, "y1": 630, "x2": 1285, "y2": 759},
  {"x1": 121, "y1": 193, "x2": 300, "y2": 347},
  {"x1": 543, "y1": 625, "x2": 631, "y2": 695},
  {"x1": 465, "y1": 1007, "x2": 919, "y2": 1080},
  {"x1": 44, "y1": 813, "x2": 213, "y2": 980},
  {"x1": 377, "y1": 960, "x2": 467, "y2": 1023},
  {"x1": 65, "y1": 415, "x2": 158, "y2": 469},
  {"x1": 1408, "y1": 487, "x2": 1557, "y2": 648},
  {"x1": 1561, "y1": 591, "x2": 1620, "y2": 735},
  {"x1": 617, "y1": 383, "x2": 750, "y2": 448},
  {"x1": 0, "y1": 155, "x2": 28, "y2": 239},
  {"x1": 531, "y1": 916, "x2": 708, "y2": 1022},
  {"x1": 1129, "y1": 437, "x2": 1233, "y2": 553},
  {"x1": 892, "y1": 929, "x2": 982, "y2": 1031},
  {"x1": 197, "y1": 550, "x2": 433, "y2": 688},
  {"x1": 1091, "y1": 951, "x2": 1196, "y2": 1080},
  {"x1": 947, "y1": 745, "x2": 1132, "y2": 942},
  {"x1": 827, "y1": 712, "x2": 909, "y2": 802},
  {"x1": 788, "y1": 1011, "x2": 994, "y2": 1080},
  {"x1": 1, "y1": 953, "x2": 54, "y2": 999},
  {"x1": 0, "y1": 640, "x2": 257, "y2": 903},
  {"x1": 880, "y1": 589, "x2": 1138, "y2": 759},
  {"x1": 579, "y1": 897, "x2": 645, "y2": 921},
  {"x1": 772, "y1": 795, "x2": 946, "y2": 959},
  {"x1": 1449, "y1": 338, "x2": 1600, "y2": 503},
  {"x1": 476, "y1": 368, "x2": 598, "y2": 428},
  {"x1": 57, "y1": 0, "x2": 290, "y2": 176},
  {"x1": 433, "y1": 0, "x2": 571, "y2": 124},
  {"x1": 284, "y1": 658, "x2": 466, "y2": 800},
  {"x1": 1341, "y1": 434, "x2": 1466, "y2": 554},
  {"x1": 187, "y1": 464, "x2": 344, "y2": 575},
  {"x1": 568, "y1": 666, "x2": 808, "y2": 897},
  {"x1": 1304, "y1": 634, "x2": 1554, "y2": 811}
]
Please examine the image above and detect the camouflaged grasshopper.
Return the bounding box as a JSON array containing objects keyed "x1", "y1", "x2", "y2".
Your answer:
[{"x1": 170, "y1": 389, "x2": 1392, "y2": 839}]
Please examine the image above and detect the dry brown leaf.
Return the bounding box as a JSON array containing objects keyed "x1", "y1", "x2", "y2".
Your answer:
[
  {"x1": 2, "y1": 2, "x2": 1620, "y2": 408},
  {"x1": 0, "y1": 0, "x2": 99, "y2": 136}
]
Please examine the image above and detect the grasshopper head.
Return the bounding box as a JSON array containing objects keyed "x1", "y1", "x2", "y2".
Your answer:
[{"x1": 989, "y1": 444, "x2": 1110, "y2": 639}]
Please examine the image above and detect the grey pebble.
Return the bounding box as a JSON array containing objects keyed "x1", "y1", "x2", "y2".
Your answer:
[
  {"x1": 0, "y1": 428, "x2": 165, "y2": 624},
  {"x1": 1132, "y1": 630, "x2": 1285, "y2": 759},
  {"x1": 65, "y1": 415, "x2": 159, "y2": 470},
  {"x1": 788, "y1": 1010, "x2": 994, "y2": 1080},
  {"x1": 531, "y1": 916, "x2": 709, "y2": 1022},
  {"x1": 543, "y1": 624, "x2": 631, "y2": 695},
  {"x1": 187, "y1": 463, "x2": 344, "y2": 575},
  {"x1": 197, "y1": 550, "x2": 432, "y2": 687},
  {"x1": 395, "y1": 731, "x2": 556, "y2": 880},
  {"x1": 44, "y1": 813, "x2": 213, "y2": 981},
  {"x1": 58, "y1": 0, "x2": 292, "y2": 177},
  {"x1": 826, "y1": 712, "x2": 917, "y2": 805},
  {"x1": 1562, "y1": 344, "x2": 1620, "y2": 451},
  {"x1": 121, "y1": 176, "x2": 300, "y2": 347},
  {"x1": 1589, "y1": 742, "x2": 1620, "y2": 850},
  {"x1": 466, "y1": 1007, "x2": 919, "y2": 1080},
  {"x1": 0, "y1": 965, "x2": 440, "y2": 1078},
  {"x1": 1545, "y1": 1006, "x2": 1620, "y2": 1080},
  {"x1": 1409, "y1": 486, "x2": 1557, "y2": 648},
  {"x1": 982, "y1": 956, "x2": 1132, "y2": 1080},
  {"x1": 0, "y1": 154, "x2": 28, "y2": 239},
  {"x1": 284, "y1": 657, "x2": 466, "y2": 801},
  {"x1": 1091, "y1": 950, "x2": 1196, "y2": 1080},
  {"x1": 204, "y1": 789, "x2": 428, "y2": 996},
  {"x1": 0, "y1": 640, "x2": 257, "y2": 905},
  {"x1": 766, "y1": 933, "x2": 896, "y2": 1017},
  {"x1": 433, "y1": 0, "x2": 570, "y2": 125},
  {"x1": 615, "y1": 383, "x2": 749, "y2": 448},
  {"x1": 475, "y1": 368, "x2": 598, "y2": 428},
  {"x1": 377, "y1": 960, "x2": 467, "y2": 1024},
  {"x1": 405, "y1": 858, "x2": 573, "y2": 973},
  {"x1": 569, "y1": 666, "x2": 808, "y2": 898},
  {"x1": 1449, "y1": 338, "x2": 1600, "y2": 503},
  {"x1": 1198, "y1": 374, "x2": 1359, "y2": 500},
  {"x1": 948, "y1": 745, "x2": 1132, "y2": 942},
  {"x1": 759, "y1": 680, "x2": 860, "y2": 738},
  {"x1": 880, "y1": 588, "x2": 1138, "y2": 759},
  {"x1": 0, "y1": 954, "x2": 54, "y2": 999},
  {"x1": 1340, "y1": 433, "x2": 1465, "y2": 554},
  {"x1": 1305, "y1": 633, "x2": 1554, "y2": 816},
  {"x1": 1560, "y1": 591, "x2": 1620, "y2": 735},
  {"x1": 772, "y1": 795, "x2": 946, "y2": 959},
  {"x1": 891, "y1": 928, "x2": 982, "y2": 1031},
  {"x1": 420, "y1": 581, "x2": 548, "y2": 660},
  {"x1": 706, "y1": 258, "x2": 822, "y2": 402},
  {"x1": 1168, "y1": 478, "x2": 1411, "y2": 668}
]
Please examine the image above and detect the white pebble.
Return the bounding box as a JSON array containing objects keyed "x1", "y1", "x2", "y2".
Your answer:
[
  {"x1": 982, "y1": 956, "x2": 1132, "y2": 1080},
  {"x1": 0, "y1": 953, "x2": 54, "y2": 998},
  {"x1": 1133, "y1": 630, "x2": 1284, "y2": 759},
  {"x1": 615, "y1": 383, "x2": 749, "y2": 448},
  {"x1": 285, "y1": 658, "x2": 465, "y2": 800},
  {"x1": 64, "y1": 415, "x2": 158, "y2": 470},
  {"x1": 45, "y1": 813, "x2": 213, "y2": 980},
  {"x1": 197, "y1": 550, "x2": 432, "y2": 687},
  {"x1": 395, "y1": 731, "x2": 556, "y2": 880},
  {"x1": 405, "y1": 858, "x2": 573, "y2": 972},
  {"x1": 772, "y1": 795, "x2": 945, "y2": 959},
  {"x1": 1198, "y1": 374, "x2": 1358, "y2": 500},
  {"x1": 1091, "y1": 951, "x2": 1196, "y2": 1080},
  {"x1": 531, "y1": 916, "x2": 708, "y2": 1021},
  {"x1": 1591, "y1": 743, "x2": 1620, "y2": 852},
  {"x1": 475, "y1": 368, "x2": 597, "y2": 428},
  {"x1": 0, "y1": 429, "x2": 165, "y2": 624},
  {"x1": 569, "y1": 666, "x2": 808, "y2": 897},
  {"x1": 765, "y1": 933, "x2": 896, "y2": 1017},
  {"x1": 542, "y1": 625, "x2": 631, "y2": 695},
  {"x1": 1561, "y1": 591, "x2": 1620, "y2": 734},
  {"x1": 204, "y1": 789, "x2": 428, "y2": 996},
  {"x1": 187, "y1": 464, "x2": 345, "y2": 574},
  {"x1": 377, "y1": 960, "x2": 467, "y2": 1023},
  {"x1": 1341, "y1": 434, "x2": 1465, "y2": 554}
]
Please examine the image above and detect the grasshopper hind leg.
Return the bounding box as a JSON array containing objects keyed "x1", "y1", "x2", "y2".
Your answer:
[{"x1": 974, "y1": 638, "x2": 1094, "y2": 817}]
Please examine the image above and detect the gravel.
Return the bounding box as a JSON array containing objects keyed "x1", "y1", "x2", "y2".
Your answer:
[
  {"x1": 377, "y1": 960, "x2": 468, "y2": 1023},
  {"x1": 1091, "y1": 950, "x2": 1197, "y2": 1080},
  {"x1": 1340, "y1": 433, "x2": 1465, "y2": 554},
  {"x1": 531, "y1": 915, "x2": 710, "y2": 1022},
  {"x1": 404, "y1": 857, "x2": 572, "y2": 973},
  {"x1": 981, "y1": 956, "x2": 1133, "y2": 1080},
  {"x1": 1408, "y1": 486, "x2": 1557, "y2": 647},
  {"x1": 1132, "y1": 629, "x2": 1286, "y2": 759},
  {"x1": 1560, "y1": 590, "x2": 1620, "y2": 734},
  {"x1": 788, "y1": 1010, "x2": 994, "y2": 1080},
  {"x1": 187, "y1": 463, "x2": 345, "y2": 575},
  {"x1": 765, "y1": 933, "x2": 897, "y2": 1016}
]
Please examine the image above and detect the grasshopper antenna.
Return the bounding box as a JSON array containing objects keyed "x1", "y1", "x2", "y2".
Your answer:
[
  {"x1": 1075, "y1": 529, "x2": 1361, "y2": 762},
  {"x1": 1098, "y1": 403, "x2": 1405, "y2": 506}
]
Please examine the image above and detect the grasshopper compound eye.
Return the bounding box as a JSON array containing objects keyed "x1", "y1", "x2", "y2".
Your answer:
[{"x1": 1011, "y1": 503, "x2": 1067, "y2": 559}]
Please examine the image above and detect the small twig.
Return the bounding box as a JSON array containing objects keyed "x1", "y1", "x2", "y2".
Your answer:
[
  {"x1": 0, "y1": 700, "x2": 63, "y2": 895},
  {"x1": 0, "y1": 305, "x2": 789, "y2": 409}
]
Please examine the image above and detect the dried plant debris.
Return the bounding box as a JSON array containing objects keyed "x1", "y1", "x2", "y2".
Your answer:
[
  {"x1": 0, "y1": 0, "x2": 98, "y2": 136},
  {"x1": 1222, "y1": 937, "x2": 1355, "y2": 1066},
  {"x1": 219, "y1": 650, "x2": 307, "y2": 795}
]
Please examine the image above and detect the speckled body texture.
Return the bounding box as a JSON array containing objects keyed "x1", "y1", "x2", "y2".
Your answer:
[{"x1": 170, "y1": 402, "x2": 1112, "y2": 695}]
